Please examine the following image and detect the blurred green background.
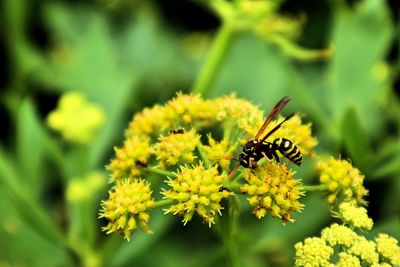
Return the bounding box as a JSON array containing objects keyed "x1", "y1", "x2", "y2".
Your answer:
[{"x1": 0, "y1": 0, "x2": 399, "y2": 266}]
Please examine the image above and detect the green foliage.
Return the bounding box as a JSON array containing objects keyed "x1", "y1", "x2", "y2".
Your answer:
[{"x1": 0, "y1": 0, "x2": 399, "y2": 266}]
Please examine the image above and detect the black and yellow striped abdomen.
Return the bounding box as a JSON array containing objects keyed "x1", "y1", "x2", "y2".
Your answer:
[{"x1": 272, "y1": 137, "x2": 302, "y2": 166}]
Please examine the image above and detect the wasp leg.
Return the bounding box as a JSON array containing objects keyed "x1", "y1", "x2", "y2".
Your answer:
[
  {"x1": 247, "y1": 158, "x2": 255, "y2": 180},
  {"x1": 261, "y1": 152, "x2": 273, "y2": 163},
  {"x1": 228, "y1": 165, "x2": 239, "y2": 180}
]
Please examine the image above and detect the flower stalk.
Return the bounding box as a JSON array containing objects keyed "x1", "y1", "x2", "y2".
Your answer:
[{"x1": 191, "y1": 20, "x2": 235, "y2": 96}]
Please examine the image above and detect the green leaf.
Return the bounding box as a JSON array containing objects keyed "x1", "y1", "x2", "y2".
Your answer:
[
  {"x1": 0, "y1": 146, "x2": 65, "y2": 247},
  {"x1": 108, "y1": 211, "x2": 174, "y2": 267},
  {"x1": 340, "y1": 105, "x2": 374, "y2": 173},
  {"x1": 16, "y1": 99, "x2": 62, "y2": 190},
  {"x1": 42, "y1": 3, "x2": 139, "y2": 166},
  {"x1": 0, "y1": 189, "x2": 72, "y2": 267},
  {"x1": 326, "y1": 0, "x2": 392, "y2": 134}
]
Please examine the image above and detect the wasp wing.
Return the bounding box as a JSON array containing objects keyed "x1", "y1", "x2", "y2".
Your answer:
[
  {"x1": 259, "y1": 113, "x2": 294, "y2": 144},
  {"x1": 252, "y1": 96, "x2": 291, "y2": 140}
]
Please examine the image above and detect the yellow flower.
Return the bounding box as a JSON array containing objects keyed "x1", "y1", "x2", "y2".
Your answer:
[
  {"x1": 201, "y1": 134, "x2": 237, "y2": 170},
  {"x1": 66, "y1": 172, "x2": 106, "y2": 203},
  {"x1": 162, "y1": 164, "x2": 231, "y2": 227},
  {"x1": 212, "y1": 94, "x2": 264, "y2": 137},
  {"x1": 240, "y1": 162, "x2": 304, "y2": 222},
  {"x1": 102, "y1": 93, "x2": 318, "y2": 240},
  {"x1": 294, "y1": 237, "x2": 334, "y2": 267},
  {"x1": 107, "y1": 136, "x2": 153, "y2": 182},
  {"x1": 321, "y1": 223, "x2": 361, "y2": 247},
  {"x1": 375, "y1": 233, "x2": 400, "y2": 266},
  {"x1": 47, "y1": 92, "x2": 105, "y2": 144},
  {"x1": 154, "y1": 129, "x2": 200, "y2": 168},
  {"x1": 298, "y1": 218, "x2": 400, "y2": 266},
  {"x1": 99, "y1": 179, "x2": 155, "y2": 240},
  {"x1": 338, "y1": 201, "x2": 373, "y2": 230},
  {"x1": 336, "y1": 252, "x2": 361, "y2": 267},
  {"x1": 166, "y1": 93, "x2": 217, "y2": 127},
  {"x1": 317, "y1": 157, "x2": 368, "y2": 205},
  {"x1": 348, "y1": 237, "x2": 379, "y2": 265},
  {"x1": 127, "y1": 105, "x2": 174, "y2": 138}
]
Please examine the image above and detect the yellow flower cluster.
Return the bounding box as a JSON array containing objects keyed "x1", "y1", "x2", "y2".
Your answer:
[
  {"x1": 99, "y1": 179, "x2": 155, "y2": 240},
  {"x1": 101, "y1": 93, "x2": 317, "y2": 240},
  {"x1": 240, "y1": 162, "x2": 304, "y2": 222},
  {"x1": 213, "y1": 94, "x2": 264, "y2": 135},
  {"x1": 321, "y1": 223, "x2": 359, "y2": 247},
  {"x1": 335, "y1": 252, "x2": 360, "y2": 267},
  {"x1": 295, "y1": 202, "x2": 400, "y2": 266},
  {"x1": 127, "y1": 93, "x2": 217, "y2": 139},
  {"x1": 47, "y1": 91, "x2": 105, "y2": 144},
  {"x1": 338, "y1": 201, "x2": 373, "y2": 230},
  {"x1": 66, "y1": 172, "x2": 106, "y2": 203},
  {"x1": 317, "y1": 157, "x2": 368, "y2": 205},
  {"x1": 107, "y1": 136, "x2": 153, "y2": 181},
  {"x1": 162, "y1": 164, "x2": 232, "y2": 226},
  {"x1": 376, "y1": 234, "x2": 400, "y2": 266},
  {"x1": 154, "y1": 129, "x2": 200, "y2": 168},
  {"x1": 294, "y1": 237, "x2": 333, "y2": 267},
  {"x1": 201, "y1": 135, "x2": 237, "y2": 170}
]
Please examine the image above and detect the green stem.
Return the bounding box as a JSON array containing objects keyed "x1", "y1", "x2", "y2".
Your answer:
[
  {"x1": 300, "y1": 184, "x2": 328, "y2": 192},
  {"x1": 146, "y1": 167, "x2": 176, "y2": 177},
  {"x1": 191, "y1": 20, "x2": 235, "y2": 96},
  {"x1": 217, "y1": 198, "x2": 241, "y2": 267},
  {"x1": 155, "y1": 199, "x2": 172, "y2": 208},
  {"x1": 226, "y1": 182, "x2": 242, "y2": 193},
  {"x1": 221, "y1": 230, "x2": 240, "y2": 267},
  {"x1": 197, "y1": 145, "x2": 211, "y2": 168}
]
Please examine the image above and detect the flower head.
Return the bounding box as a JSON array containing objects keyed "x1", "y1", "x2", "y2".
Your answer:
[
  {"x1": 66, "y1": 172, "x2": 106, "y2": 203},
  {"x1": 102, "y1": 93, "x2": 317, "y2": 240},
  {"x1": 47, "y1": 92, "x2": 105, "y2": 144},
  {"x1": 375, "y1": 234, "x2": 400, "y2": 266},
  {"x1": 240, "y1": 162, "x2": 304, "y2": 222},
  {"x1": 154, "y1": 129, "x2": 200, "y2": 168},
  {"x1": 296, "y1": 206, "x2": 400, "y2": 266},
  {"x1": 162, "y1": 164, "x2": 232, "y2": 226},
  {"x1": 107, "y1": 136, "x2": 153, "y2": 182},
  {"x1": 321, "y1": 223, "x2": 361, "y2": 247},
  {"x1": 338, "y1": 201, "x2": 373, "y2": 230},
  {"x1": 201, "y1": 135, "x2": 237, "y2": 170},
  {"x1": 294, "y1": 237, "x2": 334, "y2": 267},
  {"x1": 317, "y1": 158, "x2": 368, "y2": 205},
  {"x1": 335, "y1": 252, "x2": 361, "y2": 267},
  {"x1": 99, "y1": 179, "x2": 156, "y2": 240},
  {"x1": 348, "y1": 237, "x2": 379, "y2": 265}
]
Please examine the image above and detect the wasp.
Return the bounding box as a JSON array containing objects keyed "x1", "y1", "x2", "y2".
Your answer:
[{"x1": 229, "y1": 96, "x2": 302, "y2": 178}]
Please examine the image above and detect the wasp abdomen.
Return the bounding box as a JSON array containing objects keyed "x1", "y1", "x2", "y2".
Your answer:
[{"x1": 273, "y1": 137, "x2": 302, "y2": 166}]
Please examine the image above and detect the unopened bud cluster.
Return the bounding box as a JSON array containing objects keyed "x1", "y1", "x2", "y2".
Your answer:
[{"x1": 295, "y1": 202, "x2": 400, "y2": 266}]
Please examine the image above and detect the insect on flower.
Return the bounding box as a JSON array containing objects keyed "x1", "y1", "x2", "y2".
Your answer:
[
  {"x1": 229, "y1": 96, "x2": 302, "y2": 179},
  {"x1": 169, "y1": 128, "x2": 185, "y2": 135}
]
